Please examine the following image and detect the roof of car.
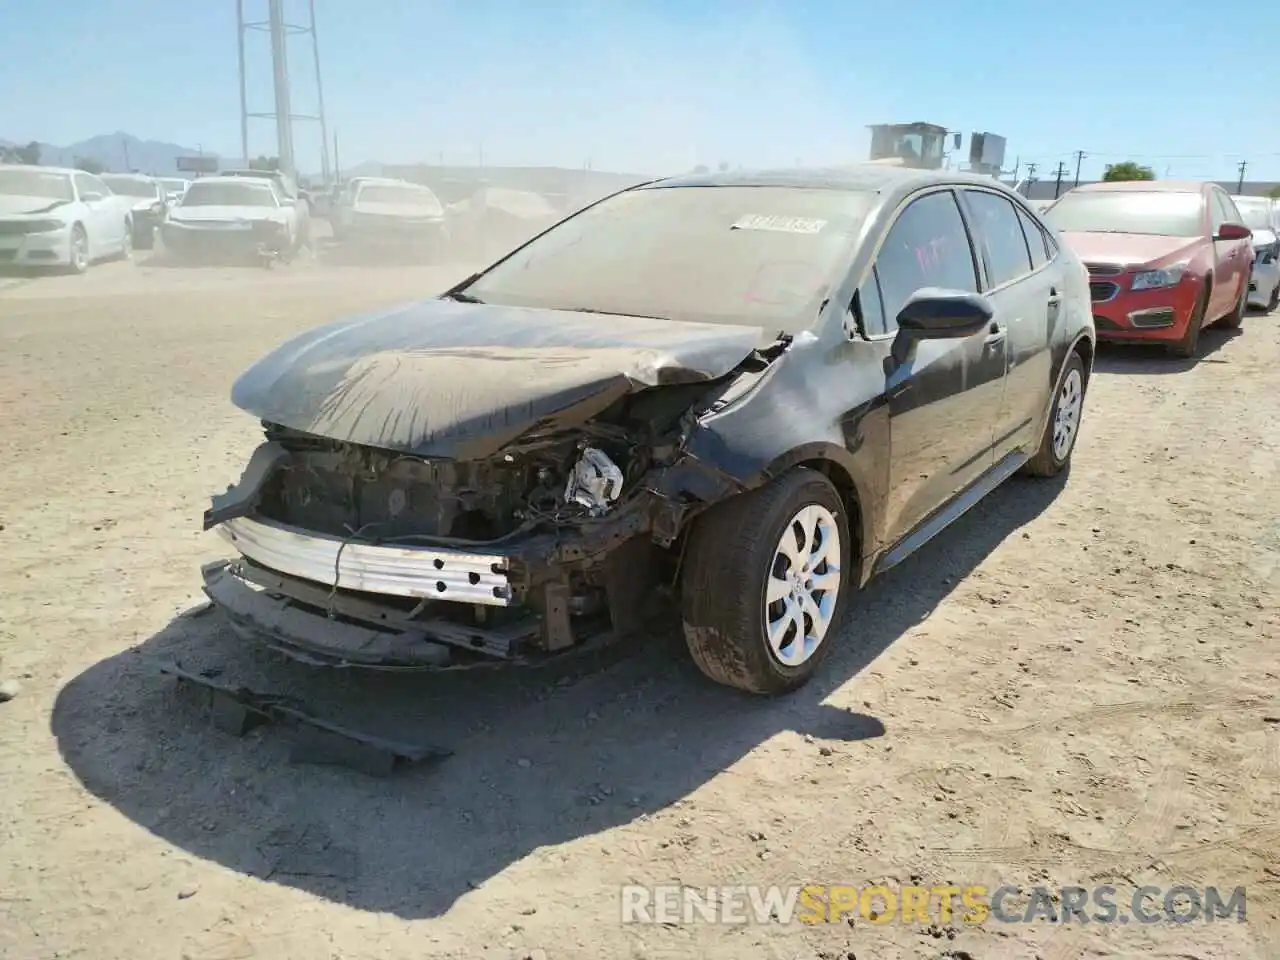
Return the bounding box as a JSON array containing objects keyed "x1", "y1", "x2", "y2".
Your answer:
[
  {"x1": 1072, "y1": 179, "x2": 1209, "y2": 194},
  {"x1": 0, "y1": 163, "x2": 78, "y2": 176},
  {"x1": 639, "y1": 164, "x2": 1017, "y2": 195},
  {"x1": 188, "y1": 176, "x2": 276, "y2": 186}
]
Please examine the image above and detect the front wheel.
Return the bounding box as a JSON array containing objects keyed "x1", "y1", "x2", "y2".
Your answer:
[
  {"x1": 681, "y1": 468, "x2": 852, "y2": 696},
  {"x1": 1169, "y1": 285, "x2": 1208, "y2": 359},
  {"x1": 67, "y1": 224, "x2": 89, "y2": 274},
  {"x1": 1025, "y1": 352, "x2": 1086, "y2": 478},
  {"x1": 1217, "y1": 281, "x2": 1247, "y2": 329}
]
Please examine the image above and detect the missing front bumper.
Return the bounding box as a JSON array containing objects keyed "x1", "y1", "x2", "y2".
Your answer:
[{"x1": 202, "y1": 560, "x2": 545, "y2": 670}]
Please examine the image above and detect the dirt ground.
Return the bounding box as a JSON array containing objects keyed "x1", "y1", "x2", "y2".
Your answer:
[{"x1": 0, "y1": 243, "x2": 1277, "y2": 960}]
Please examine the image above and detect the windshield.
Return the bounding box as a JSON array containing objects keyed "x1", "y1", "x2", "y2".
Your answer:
[
  {"x1": 1044, "y1": 190, "x2": 1204, "y2": 237},
  {"x1": 102, "y1": 176, "x2": 158, "y2": 198},
  {"x1": 0, "y1": 168, "x2": 75, "y2": 201},
  {"x1": 461, "y1": 185, "x2": 874, "y2": 332},
  {"x1": 180, "y1": 181, "x2": 278, "y2": 207},
  {"x1": 1233, "y1": 198, "x2": 1273, "y2": 231},
  {"x1": 356, "y1": 184, "x2": 442, "y2": 210}
]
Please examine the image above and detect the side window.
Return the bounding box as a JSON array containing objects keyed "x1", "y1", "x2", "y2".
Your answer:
[
  {"x1": 73, "y1": 173, "x2": 98, "y2": 199},
  {"x1": 874, "y1": 190, "x2": 978, "y2": 331},
  {"x1": 1043, "y1": 228, "x2": 1059, "y2": 259},
  {"x1": 1217, "y1": 191, "x2": 1243, "y2": 225},
  {"x1": 854, "y1": 266, "x2": 887, "y2": 336},
  {"x1": 1209, "y1": 192, "x2": 1228, "y2": 231},
  {"x1": 1015, "y1": 206, "x2": 1049, "y2": 270},
  {"x1": 963, "y1": 189, "x2": 1033, "y2": 287},
  {"x1": 85, "y1": 175, "x2": 111, "y2": 197}
]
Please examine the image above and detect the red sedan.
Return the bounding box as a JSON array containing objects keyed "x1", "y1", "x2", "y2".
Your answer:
[{"x1": 1043, "y1": 180, "x2": 1252, "y2": 358}]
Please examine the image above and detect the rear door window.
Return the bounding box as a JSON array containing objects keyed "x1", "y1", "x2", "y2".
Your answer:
[
  {"x1": 1015, "y1": 206, "x2": 1049, "y2": 270},
  {"x1": 873, "y1": 190, "x2": 979, "y2": 332},
  {"x1": 962, "y1": 189, "x2": 1034, "y2": 287}
]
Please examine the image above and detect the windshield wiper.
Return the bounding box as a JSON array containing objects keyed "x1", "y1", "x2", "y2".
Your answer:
[{"x1": 444, "y1": 291, "x2": 485, "y2": 304}]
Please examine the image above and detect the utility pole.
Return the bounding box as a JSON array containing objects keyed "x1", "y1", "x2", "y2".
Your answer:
[
  {"x1": 121, "y1": 136, "x2": 131, "y2": 172},
  {"x1": 332, "y1": 130, "x2": 340, "y2": 181},
  {"x1": 1053, "y1": 161, "x2": 1067, "y2": 199},
  {"x1": 1024, "y1": 162, "x2": 1038, "y2": 197},
  {"x1": 1237, "y1": 160, "x2": 1248, "y2": 194},
  {"x1": 1073, "y1": 150, "x2": 1086, "y2": 187}
]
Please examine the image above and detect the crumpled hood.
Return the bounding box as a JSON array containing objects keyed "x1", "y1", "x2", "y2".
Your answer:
[
  {"x1": 170, "y1": 205, "x2": 284, "y2": 224},
  {"x1": 230, "y1": 299, "x2": 767, "y2": 459},
  {"x1": 1061, "y1": 231, "x2": 1200, "y2": 268},
  {"x1": 0, "y1": 194, "x2": 73, "y2": 217}
]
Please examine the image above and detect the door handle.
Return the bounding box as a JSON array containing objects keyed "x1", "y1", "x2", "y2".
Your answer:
[{"x1": 983, "y1": 321, "x2": 1006, "y2": 346}]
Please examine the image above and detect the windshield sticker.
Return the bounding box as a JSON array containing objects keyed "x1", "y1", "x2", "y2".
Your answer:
[{"x1": 731, "y1": 214, "x2": 827, "y2": 234}]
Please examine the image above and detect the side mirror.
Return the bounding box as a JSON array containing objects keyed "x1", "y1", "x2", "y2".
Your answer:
[
  {"x1": 890, "y1": 288, "x2": 995, "y2": 367},
  {"x1": 1216, "y1": 223, "x2": 1251, "y2": 241}
]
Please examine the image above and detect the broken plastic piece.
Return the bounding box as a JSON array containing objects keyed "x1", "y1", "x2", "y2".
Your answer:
[{"x1": 563, "y1": 447, "x2": 624, "y2": 515}]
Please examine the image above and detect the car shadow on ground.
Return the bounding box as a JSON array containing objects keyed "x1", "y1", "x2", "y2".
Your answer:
[
  {"x1": 1093, "y1": 324, "x2": 1243, "y2": 374},
  {"x1": 52, "y1": 472, "x2": 1065, "y2": 920}
]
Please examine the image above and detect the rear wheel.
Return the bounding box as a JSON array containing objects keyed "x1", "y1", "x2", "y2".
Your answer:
[
  {"x1": 681, "y1": 468, "x2": 852, "y2": 696},
  {"x1": 1269, "y1": 282, "x2": 1280, "y2": 312},
  {"x1": 1025, "y1": 352, "x2": 1086, "y2": 477},
  {"x1": 1169, "y1": 285, "x2": 1207, "y2": 358}
]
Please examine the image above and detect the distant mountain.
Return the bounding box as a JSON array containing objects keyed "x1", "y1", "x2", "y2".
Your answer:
[
  {"x1": 1, "y1": 132, "x2": 650, "y2": 195},
  {"x1": 0, "y1": 132, "x2": 219, "y2": 175}
]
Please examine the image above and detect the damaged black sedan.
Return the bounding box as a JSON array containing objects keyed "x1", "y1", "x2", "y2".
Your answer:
[{"x1": 201, "y1": 166, "x2": 1095, "y2": 695}]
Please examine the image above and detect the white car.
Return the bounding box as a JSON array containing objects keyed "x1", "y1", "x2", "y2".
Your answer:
[
  {"x1": 160, "y1": 176, "x2": 300, "y2": 263},
  {"x1": 1232, "y1": 195, "x2": 1280, "y2": 311},
  {"x1": 0, "y1": 164, "x2": 134, "y2": 273},
  {"x1": 100, "y1": 173, "x2": 169, "y2": 250},
  {"x1": 336, "y1": 177, "x2": 448, "y2": 253}
]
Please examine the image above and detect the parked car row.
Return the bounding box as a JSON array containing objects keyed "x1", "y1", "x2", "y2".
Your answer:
[{"x1": 1039, "y1": 180, "x2": 1269, "y2": 357}]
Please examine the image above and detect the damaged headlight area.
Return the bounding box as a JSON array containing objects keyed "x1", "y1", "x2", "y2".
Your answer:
[{"x1": 200, "y1": 384, "x2": 745, "y2": 671}]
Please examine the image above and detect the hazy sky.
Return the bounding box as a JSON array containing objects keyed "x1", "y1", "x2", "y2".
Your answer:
[{"x1": 5, "y1": 0, "x2": 1280, "y2": 180}]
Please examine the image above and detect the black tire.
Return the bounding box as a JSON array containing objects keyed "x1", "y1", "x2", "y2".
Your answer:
[
  {"x1": 116, "y1": 221, "x2": 133, "y2": 262},
  {"x1": 1169, "y1": 284, "x2": 1208, "y2": 359},
  {"x1": 1217, "y1": 282, "x2": 1247, "y2": 329},
  {"x1": 1268, "y1": 283, "x2": 1279, "y2": 312},
  {"x1": 681, "y1": 468, "x2": 853, "y2": 696},
  {"x1": 1025, "y1": 351, "x2": 1086, "y2": 478},
  {"x1": 66, "y1": 224, "x2": 89, "y2": 274}
]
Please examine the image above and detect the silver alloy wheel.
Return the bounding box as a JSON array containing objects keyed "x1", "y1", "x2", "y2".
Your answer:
[
  {"x1": 71, "y1": 230, "x2": 88, "y2": 271},
  {"x1": 1052, "y1": 368, "x2": 1084, "y2": 461},
  {"x1": 763, "y1": 503, "x2": 843, "y2": 667}
]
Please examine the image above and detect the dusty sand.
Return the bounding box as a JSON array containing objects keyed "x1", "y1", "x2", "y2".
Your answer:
[{"x1": 0, "y1": 246, "x2": 1277, "y2": 960}]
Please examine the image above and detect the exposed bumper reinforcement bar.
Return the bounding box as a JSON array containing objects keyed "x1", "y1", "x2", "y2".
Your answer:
[
  {"x1": 218, "y1": 515, "x2": 514, "y2": 606},
  {"x1": 156, "y1": 659, "x2": 453, "y2": 776}
]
